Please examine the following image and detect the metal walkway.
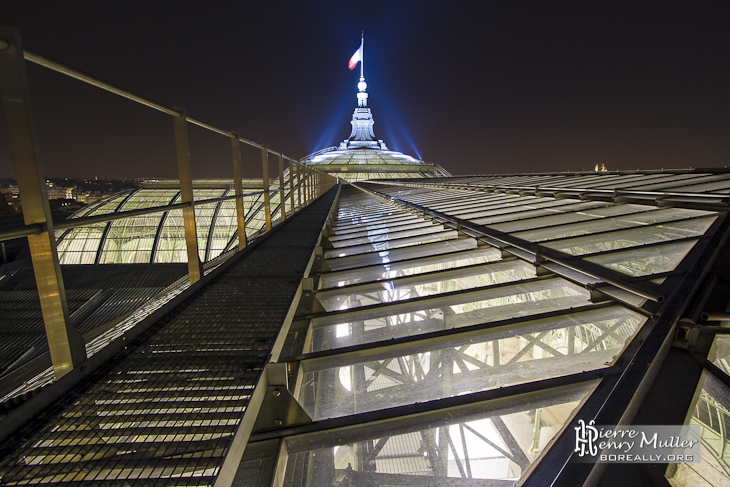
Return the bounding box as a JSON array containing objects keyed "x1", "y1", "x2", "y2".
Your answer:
[{"x1": 0, "y1": 186, "x2": 339, "y2": 486}]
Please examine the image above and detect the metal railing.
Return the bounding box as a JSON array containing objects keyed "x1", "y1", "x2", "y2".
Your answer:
[{"x1": 0, "y1": 26, "x2": 338, "y2": 379}]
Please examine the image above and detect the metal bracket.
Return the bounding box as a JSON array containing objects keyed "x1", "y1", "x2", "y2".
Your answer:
[
  {"x1": 295, "y1": 277, "x2": 326, "y2": 316},
  {"x1": 252, "y1": 363, "x2": 312, "y2": 433},
  {"x1": 311, "y1": 246, "x2": 331, "y2": 273},
  {"x1": 588, "y1": 286, "x2": 612, "y2": 304}
]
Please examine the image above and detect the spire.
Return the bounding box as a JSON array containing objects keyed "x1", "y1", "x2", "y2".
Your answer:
[{"x1": 340, "y1": 33, "x2": 388, "y2": 150}]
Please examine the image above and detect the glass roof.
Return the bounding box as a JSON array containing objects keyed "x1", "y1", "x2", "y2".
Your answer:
[
  {"x1": 56, "y1": 184, "x2": 288, "y2": 265},
  {"x1": 274, "y1": 174, "x2": 726, "y2": 486}
]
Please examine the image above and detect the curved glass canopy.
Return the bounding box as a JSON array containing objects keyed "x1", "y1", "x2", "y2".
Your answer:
[{"x1": 55, "y1": 179, "x2": 282, "y2": 265}]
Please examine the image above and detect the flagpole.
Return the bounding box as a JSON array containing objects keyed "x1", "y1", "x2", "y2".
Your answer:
[{"x1": 360, "y1": 32, "x2": 364, "y2": 78}]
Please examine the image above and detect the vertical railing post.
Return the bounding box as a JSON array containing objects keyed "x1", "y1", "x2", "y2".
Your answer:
[
  {"x1": 0, "y1": 27, "x2": 86, "y2": 378},
  {"x1": 311, "y1": 168, "x2": 316, "y2": 200},
  {"x1": 300, "y1": 164, "x2": 305, "y2": 207},
  {"x1": 231, "y1": 133, "x2": 247, "y2": 250},
  {"x1": 261, "y1": 145, "x2": 272, "y2": 231},
  {"x1": 305, "y1": 166, "x2": 311, "y2": 206},
  {"x1": 308, "y1": 167, "x2": 313, "y2": 204},
  {"x1": 278, "y1": 153, "x2": 286, "y2": 222},
  {"x1": 312, "y1": 169, "x2": 319, "y2": 200},
  {"x1": 173, "y1": 106, "x2": 203, "y2": 284},
  {"x1": 288, "y1": 158, "x2": 295, "y2": 214},
  {"x1": 296, "y1": 162, "x2": 302, "y2": 211},
  {"x1": 312, "y1": 168, "x2": 317, "y2": 200}
]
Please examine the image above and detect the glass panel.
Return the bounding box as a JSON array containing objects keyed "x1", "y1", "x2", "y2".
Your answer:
[
  {"x1": 208, "y1": 196, "x2": 238, "y2": 260},
  {"x1": 317, "y1": 260, "x2": 536, "y2": 311},
  {"x1": 326, "y1": 237, "x2": 478, "y2": 272},
  {"x1": 335, "y1": 213, "x2": 417, "y2": 232},
  {"x1": 491, "y1": 204, "x2": 651, "y2": 234},
  {"x1": 282, "y1": 382, "x2": 596, "y2": 486},
  {"x1": 472, "y1": 201, "x2": 607, "y2": 226},
  {"x1": 662, "y1": 175, "x2": 730, "y2": 193},
  {"x1": 585, "y1": 240, "x2": 697, "y2": 277},
  {"x1": 458, "y1": 197, "x2": 586, "y2": 219},
  {"x1": 667, "y1": 370, "x2": 730, "y2": 486},
  {"x1": 320, "y1": 247, "x2": 502, "y2": 289},
  {"x1": 429, "y1": 194, "x2": 537, "y2": 213},
  {"x1": 57, "y1": 224, "x2": 107, "y2": 264},
  {"x1": 56, "y1": 193, "x2": 133, "y2": 264},
  {"x1": 585, "y1": 173, "x2": 669, "y2": 189},
  {"x1": 309, "y1": 278, "x2": 591, "y2": 352},
  {"x1": 325, "y1": 230, "x2": 458, "y2": 259},
  {"x1": 709, "y1": 336, "x2": 730, "y2": 377},
  {"x1": 154, "y1": 207, "x2": 186, "y2": 263},
  {"x1": 329, "y1": 220, "x2": 435, "y2": 242},
  {"x1": 100, "y1": 189, "x2": 179, "y2": 264},
  {"x1": 243, "y1": 192, "x2": 268, "y2": 238},
  {"x1": 634, "y1": 174, "x2": 717, "y2": 191},
  {"x1": 301, "y1": 306, "x2": 643, "y2": 420},
  {"x1": 609, "y1": 173, "x2": 707, "y2": 191},
  {"x1": 514, "y1": 207, "x2": 714, "y2": 242},
  {"x1": 542, "y1": 216, "x2": 716, "y2": 256},
  {"x1": 328, "y1": 224, "x2": 447, "y2": 249}
]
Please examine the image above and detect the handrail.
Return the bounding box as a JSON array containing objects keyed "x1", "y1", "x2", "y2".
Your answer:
[
  {"x1": 19, "y1": 47, "x2": 293, "y2": 159},
  {"x1": 0, "y1": 26, "x2": 339, "y2": 382}
]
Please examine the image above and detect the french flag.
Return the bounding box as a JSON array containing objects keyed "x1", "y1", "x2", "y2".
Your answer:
[{"x1": 348, "y1": 42, "x2": 363, "y2": 70}]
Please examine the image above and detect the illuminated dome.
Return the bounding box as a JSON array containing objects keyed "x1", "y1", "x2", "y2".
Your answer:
[
  {"x1": 302, "y1": 68, "x2": 450, "y2": 182},
  {"x1": 303, "y1": 147, "x2": 448, "y2": 183}
]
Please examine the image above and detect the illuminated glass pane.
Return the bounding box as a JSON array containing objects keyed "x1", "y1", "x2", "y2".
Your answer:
[
  {"x1": 472, "y1": 201, "x2": 608, "y2": 226},
  {"x1": 585, "y1": 240, "x2": 697, "y2": 277},
  {"x1": 317, "y1": 260, "x2": 536, "y2": 311},
  {"x1": 667, "y1": 371, "x2": 730, "y2": 486},
  {"x1": 542, "y1": 216, "x2": 716, "y2": 256},
  {"x1": 329, "y1": 224, "x2": 446, "y2": 248},
  {"x1": 57, "y1": 224, "x2": 106, "y2": 264},
  {"x1": 57, "y1": 193, "x2": 132, "y2": 265},
  {"x1": 282, "y1": 382, "x2": 595, "y2": 485},
  {"x1": 329, "y1": 220, "x2": 436, "y2": 242},
  {"x1": 709, "y1": 336, "x2": 730, "y2": 377},
  {"x1": 491, "y1": 204, "x2": 651, "y2": 233},
  {"x1": 101, "y1": 189, "x2": 179, "y2": 264},
  {"x1": 209, "y1": 205, "x2": 237, "y2": 257},
  {"x1": 301, "y1": 306, "x2": 642, "y2": 420},
  {"x1": 325, "y1": 229, "x2": 458, "y2": 259},
  {"x1": 514, "y1": 207, "x2": 714, "y2": 242},
  {"x1": 326, "y1": 237, "x2": 479, "y2": 272},
  {"x1": 465, "y1": 199, "x2": 597, "y2": 223},
  {"x1": 320, "y1": 247, "x2": 501, "y2": 288},
  {"x1": 309, "y1": 278, "x2": 591, "y2": 352}
]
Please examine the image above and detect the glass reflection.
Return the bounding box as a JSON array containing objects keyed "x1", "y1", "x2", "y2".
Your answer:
[
  {"x1": 310, "y1": 279, "x2": 591, "y2": 352},
  {"x1": 282, "y1": 383, "x2": 595, "y2": 486},
  {"x1": 300, "y1": 306, "x2": 643, "y2": 420}
]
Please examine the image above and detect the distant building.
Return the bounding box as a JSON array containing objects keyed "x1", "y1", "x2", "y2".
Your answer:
[{"x1": 45, "y1": 183, "x2": 75, "y2": 200}]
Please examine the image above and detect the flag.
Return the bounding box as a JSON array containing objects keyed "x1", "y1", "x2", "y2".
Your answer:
[{"x1": 348, "y1": 42, "x2": 363, "y2": 70}]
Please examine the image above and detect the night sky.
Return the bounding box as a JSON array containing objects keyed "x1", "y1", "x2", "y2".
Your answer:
[{"x1": 1, "y1": 1, "x2": 729, "y2": 179}]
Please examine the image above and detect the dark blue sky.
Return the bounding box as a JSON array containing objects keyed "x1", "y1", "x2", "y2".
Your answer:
[{"x1": 1, "y1": 1, "x2": 729, "y2": 179}]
